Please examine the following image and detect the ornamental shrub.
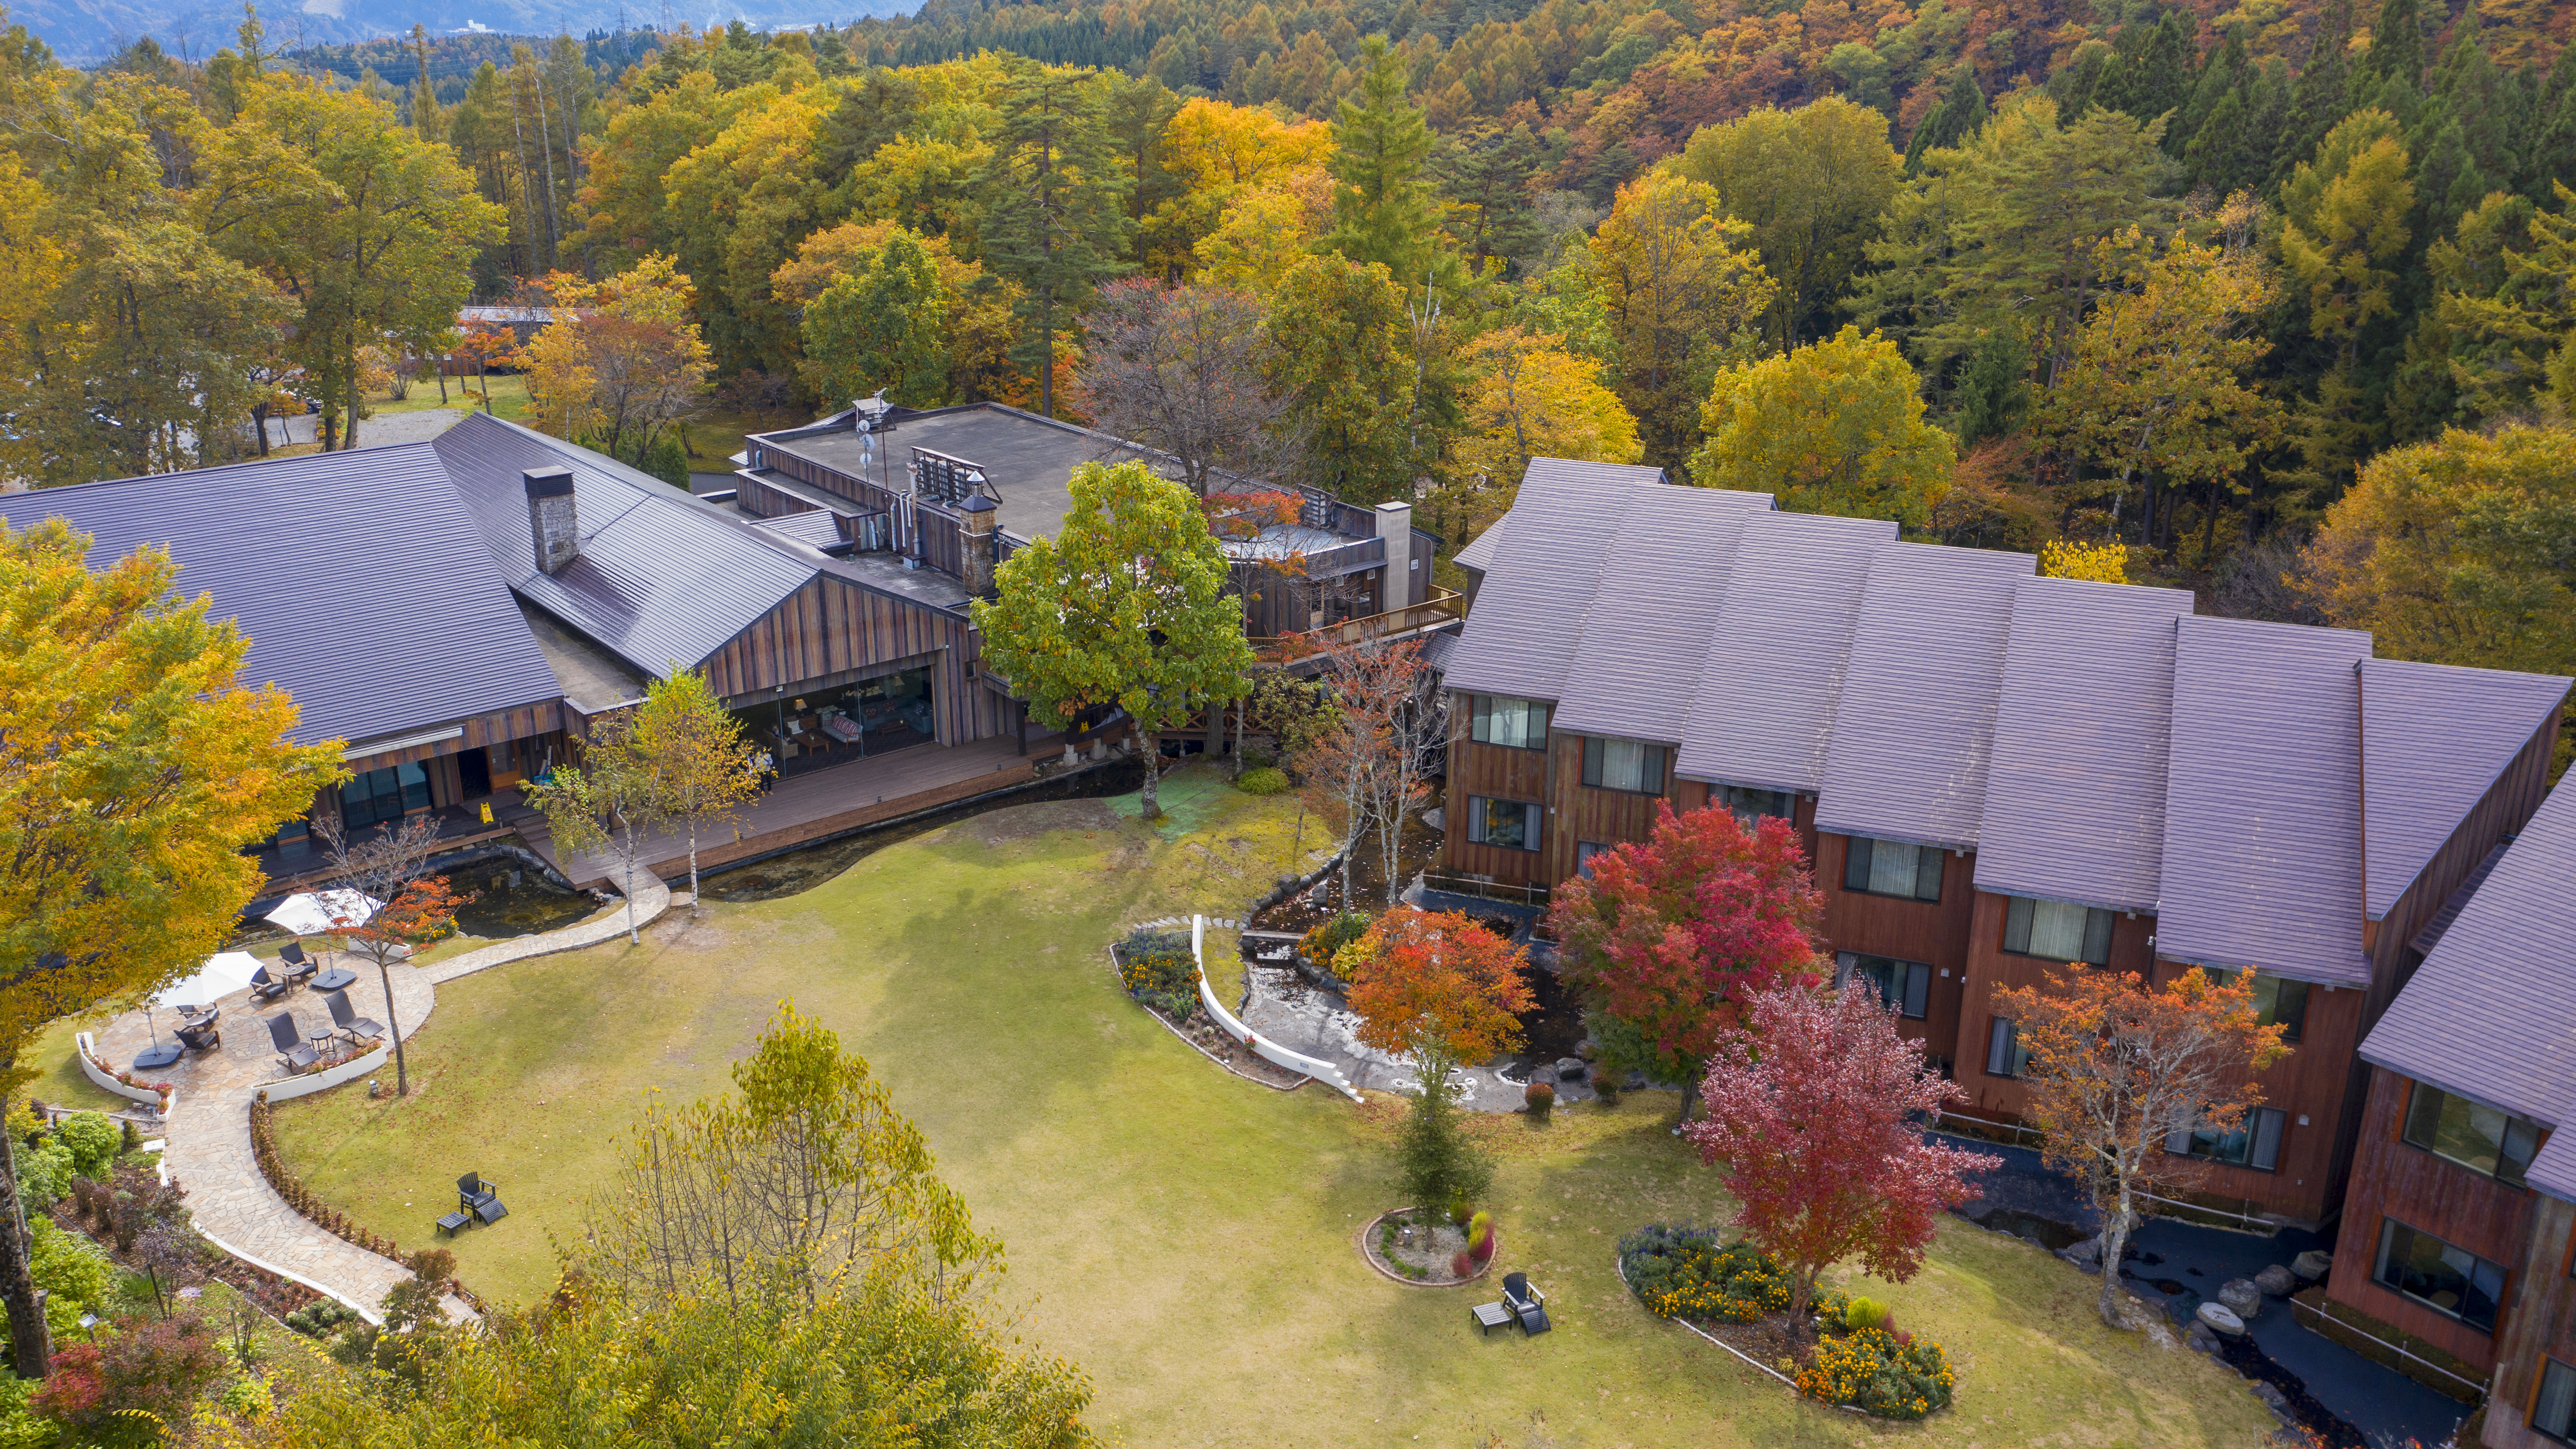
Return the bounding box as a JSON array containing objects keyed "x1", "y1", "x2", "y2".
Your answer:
[
  {"x1": 1796, "y1": 1325, "x2": 1956, "y2": 1420},
  {"x1": 1235, "y1": 766, "x2": 1289, "y2": 795},
  {"x1": 1298, "y1": 912, "x2": 1371, "y2": 974},
  {"x1": 1524, "y1": 1081, "x2": 1555, "y2": 1120},
  {"x1": 13, "y1": 1139, "x2": 71, "y2": 1210},
  {"x1": 1452, "y1": 1251, "x2": 1473, "y2": 1278},
  {"x1": 1115, "y1": 928, "x2": 1199, "y2": 1018},
  {"x1": 219, "y1": 1376, "x2": 273, "y2": 1419},
  {"x1": 283, "y1": 1301, "x2": 357, "y2": 1339},
  {"x1": 1843, "y1": 1295, "x2": 1890, "y2": 1332},
  {"x1": 1616, "y1": 1225, "x2": 1793, "y2": 1324},
  {"x1": 57, "y1": 1113, "x2": 118, "y2": 1180}
]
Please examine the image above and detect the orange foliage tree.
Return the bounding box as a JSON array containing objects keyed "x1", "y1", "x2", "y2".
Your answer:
[
  {"x1": 1347, "y1": 909, "x2": 1534, "y2": 1207},
  {"x1": 1990, "y1": 967, "x2": 2290, "y2": 1327}
]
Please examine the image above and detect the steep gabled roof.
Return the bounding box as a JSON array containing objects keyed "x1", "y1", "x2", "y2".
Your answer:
[
  {"x1": 435, "y1": 415, "x2": 823, "y2": 679},
  {"x1": 2156, "y1": 615, "x2": 2374, "y2": 987},
  {"x1": 19, "y1": 441, "x2": 561, "y2": 749},
  {"x1": 1439, "y1": 459, "x2": 1662, "y2": 703},
  {"x1": 1814, "y1": 543, "x2": 2036, "y2": 850},
  {"x1": 1672, "y1": 511, "x2": 1899, "y2": 794},
  {"x1": 2360, "y1": 657, "x2": 2571, "y2": 920},
  {"x1": 2362, "y1": 774, "x2": 2576, "y2": 1196},
  {"x1": 1973, "y1": 576, "x2": 2195, "y2": 914},
  {"x1": 1452, "y1": 458, "x2": 1666, "y2": 579},
  {"x1": 1552, "y1": 486, "x2": 1775, "y2": 744}
]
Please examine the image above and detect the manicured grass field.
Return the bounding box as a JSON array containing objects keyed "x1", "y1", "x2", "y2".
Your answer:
[{"x1": 271, "y1": 764, "x2": 2271, "y2": 1447}]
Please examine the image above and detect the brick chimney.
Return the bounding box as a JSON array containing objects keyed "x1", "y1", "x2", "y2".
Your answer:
[
  {"x1": 523, "y1": 466, "x2": 578, "y2": 575},
  {"x1": 959, "y1": 492, "x2": 999, "y2": 598}
]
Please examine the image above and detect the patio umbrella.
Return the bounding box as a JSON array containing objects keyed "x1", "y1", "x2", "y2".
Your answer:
[
  {"x1": 153, "y1": 951, "x2": 260, "y2": 1010},
  {"x1": 264, "y1": 889, "x2": 381, "y2": 937}
]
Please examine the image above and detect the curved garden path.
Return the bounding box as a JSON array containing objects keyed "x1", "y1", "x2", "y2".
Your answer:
[{"x1": 98, "y1": 877, "x2": 673, "y2": 1323}]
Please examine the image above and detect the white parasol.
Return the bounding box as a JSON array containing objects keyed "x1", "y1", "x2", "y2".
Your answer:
[
  {"x1": 152, "y1": 952, "x2": 262, "y2": 1010},
  {"x1": 263, "y1": 889, "x2": 381, "y2": 937}
]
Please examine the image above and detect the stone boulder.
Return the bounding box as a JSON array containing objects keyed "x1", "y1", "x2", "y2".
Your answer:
[
  {"x1": 2218, "y1": 1278, "x2": 2264, "y2": 1319},
  {"x1": 2196, "y1": 1301, "x2": 2246, "y2": 1337},
  {"x1": 2254, "y1": 1264, "x2": 2297, "y2": 1298},
  {"x1": 2292, "y1": 1249, "x2": 2333, "y2": 1284},
  {"x1": 2063, "y1": 1236, "x2": 2103, "y2": 1266},
  {"x1": 1555, "y1": 1057, "x2": 1586, "y2": 1081},
  {"x1": 1527, "y1": 1063, "x2": 1559, "y2": 1087}
]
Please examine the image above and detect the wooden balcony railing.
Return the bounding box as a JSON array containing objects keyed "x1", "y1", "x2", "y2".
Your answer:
[{"x1": 1253, "y1": 588, "x2": 1463, "y2": 659}]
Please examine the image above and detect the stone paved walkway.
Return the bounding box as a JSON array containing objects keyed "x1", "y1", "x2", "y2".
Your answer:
[{"x1": 91, "y1": 876, "x2": 673, "y2": 1323}]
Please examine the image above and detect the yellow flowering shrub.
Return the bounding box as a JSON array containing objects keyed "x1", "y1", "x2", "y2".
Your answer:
[{"x1": 1795, "y1": 1325, "x2": 1957, "y2": 1420}]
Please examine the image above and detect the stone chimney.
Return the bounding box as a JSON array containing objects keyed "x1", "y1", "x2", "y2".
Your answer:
[
  {"x1": 523, "y1": 466, "x2": 579, "y2": 575},
  {"x1": 1374, "y1": 500, "x2": 1416, "y2": 610},
  {"x1": 959, "y1": 492, "x2": 999, "y2": 598}
]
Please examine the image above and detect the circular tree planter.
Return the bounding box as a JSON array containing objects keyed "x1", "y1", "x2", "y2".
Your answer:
[{"x1": 1360, "y1": 1206, "x2": 1495, "y2": 1287}]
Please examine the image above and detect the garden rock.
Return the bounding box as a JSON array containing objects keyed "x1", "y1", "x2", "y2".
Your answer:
[
  {"x1": 1554, "y1": 1057, "x2": 1585, "y2": 1081},
  {"x1": 1527, "y1": 1063, "x2": 1558, "y2": 1087},
  {"x1": 2218, "y1": 1278, "x2": 2263, "y2": 1319},
  {"x1": 2063, "y1": 1236, "x2": 2102, "y2": 1266},
  {"x1": 2185, "y1": 1321, "x2": 2221, "y2": 1355},
  {"x1": 2292, "y1": 1249, "x2": 2333, "y2": 1283},
  {"x1": 2196, "y1": 1302, "x2": 2246, "y2": 1336},
  {"x1": 2254, "y1": 1264, "x2": 2297, "y2": 1298}
]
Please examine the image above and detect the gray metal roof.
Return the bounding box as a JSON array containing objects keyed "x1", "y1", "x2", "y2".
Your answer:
[
  {"x1": 2359, "y1": 657, "x2": 2571, "y2": 920},
  {"x1": 2361, "y1": 774, "x2": 2576, "y2": 1196},
  {"x1": 1441, "y1": 459, "x2": 1666, "y2": 703},
  {"x1": 1973, "y1": 577, "x2": 2195, "y2": 914},
  {"x1": 1451, "y1": 458, "x2": 1667, "y2": 580},
  {"x1": 1451, "y1": 514, "x2": 1510, "y2": 576},
  {"x1": 2155, "y1": 616, "x2": 2374, "y2": 987},
  {"x1": 1672, "y1": 511, "x2": 1900, "y2": 794},
  {"x1": 1552, "y1": 486, "x2": 1775, "y2": 744},
  {"x1": 435, "y1": 415, "x2": 823, "y2": 679},
  {"x1": 19, "y1": 442, "x2": 562, "y2": 749},
  {"x1": 1813, "y1": 543, "x2": 2037, "y2": 850}
]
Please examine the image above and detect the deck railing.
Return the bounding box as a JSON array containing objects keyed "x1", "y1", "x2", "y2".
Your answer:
[{"x1": 1254, "y1": 588, "x2": 1463, "y2": 658}]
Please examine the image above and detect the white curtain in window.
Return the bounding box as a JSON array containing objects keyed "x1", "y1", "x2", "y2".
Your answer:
[
  {"x1": 1867, "y1": 840, "x2": 1923, "y2": 898},
  {"x1": 1596, "y1": 738, "x2": 1651, "y2": 792},
  {"x1": 2026, "y1": 898, "x2": 2094, "y2": 960}
]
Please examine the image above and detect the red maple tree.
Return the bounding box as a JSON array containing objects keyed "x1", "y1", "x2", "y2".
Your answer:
[
  {"x1": 1547, "y1": 801, "x2": 1825, "y2": 1117},
  {"x1": 1685, "y1": 982, "x2": 1998, "y2": 1334},
  {"x1": 332, "y1": 873, "x2": 471, "y2": 1096}
]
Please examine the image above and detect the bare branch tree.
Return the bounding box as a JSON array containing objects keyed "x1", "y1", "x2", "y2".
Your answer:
[
  {"x1": 314, "y1": 811, "x2": 450, "y2": 1095},
  {"x1": 1286, "y1": 637, "x2": 1434, "y2": 906},
  {"x1": 1076, "y1": 280, "x2": 1305, "y2": 494}
]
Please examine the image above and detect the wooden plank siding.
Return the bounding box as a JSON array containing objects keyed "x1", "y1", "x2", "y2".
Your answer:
[
  {"x1": 1950, "y1": 894, "x2": 2160, "y2": 1119},
  {"x1": 1815, "y1": 834, "x2": 1976, "y2": 1069},
  {"x1": 696, "y1": 577, "x2": 1005, "y2": 747},
  {"x1": 1439, "y1": 722, "x2": 1553, "y2": 886},
  {"x1": 2328, "y1": 1068, "x2": 2542, "y2": 1373},
  {"x1": 758, "y1": 446, "x2": 966, "y2": 575},
  {"x1": 339, "y1": 700, "x2": 564, "y2": 776},
  {"x1": 1538, "y1": 730, "x2": 1687, "y2": 885},
  {"x1": 2487, "y1": 1196, "x2": 2576, "y2": 1449},
  {"x1": 2142, "y1": 957, "x2": 2365, "y2": 1224}
]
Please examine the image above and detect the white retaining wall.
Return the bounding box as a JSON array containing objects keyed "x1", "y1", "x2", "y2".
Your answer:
[
  {"x1": 1194, "y1": 915, "x2": 1363, "y2": 1102},
  {"x1": 258, "y1": 1042, "x2": 391, "y2": 1103},
  {"x1": 75, "y1": 1032, "x2": 168, "y2": 1106}
]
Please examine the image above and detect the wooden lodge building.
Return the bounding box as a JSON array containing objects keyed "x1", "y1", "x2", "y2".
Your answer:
[
  {"x1": 25, "y1": 404, "x2": 1450, "y2": 898},
  {"x1": 1437, "y1": 457, "x2": 2571, "y2": 1241}
]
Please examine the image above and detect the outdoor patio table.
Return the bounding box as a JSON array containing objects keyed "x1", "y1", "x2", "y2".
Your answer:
[
  {"x1": 307, "y1": 1027, "x2": 337, "y2": 1059},
  {"x1": 132, "y1": 1042, "x2": 182, "y2": 1070},
  {"x1": 313, "y1": 967, "x2": 357, "y2": 992}
]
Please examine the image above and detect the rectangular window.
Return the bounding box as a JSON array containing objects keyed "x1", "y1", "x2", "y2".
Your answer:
[
  {"x1": 1575, "y1": 841, "x2": 1610, "y2": 877},
  {"x1": 2003, "y1": 896, "x2": 2114, "y2": 965},
  {"x1": 1469, "y1": 695, "x2": 1549, "y2": 749},
  {"x1": 2206, "y1": 969, "x2": 2312, "y2": 1044},
  {"x1": 1715, "y1": 784, "x2": 1793, "y2": 827},
  {"x1": 1843, "y1": 837, "x2": 1944, "y2": 903},
  {"x1": 2534, "y1": 1358, "x2": 2576, "y2": 1444},
  {"x1": 1984, "y1": 1017, "x2": 2029, "y2": 1078},
  {"x1": 1466, "y1": 796, "x2": 1541, "y2": 852},
  {"x1": 2403, "y1": 1083, "x2": 2541, "y2": 1186},
  {"x1": 2375, "y1": 1218, "x2": 2507, "y2": 1334},
  {"x1": 1582, "y1": 738, "x2": 1667, "y2": 794},
  {"x1": 2165, "y1": 1107, "x2": 2287, "y2": 1171},
  {"x1": 341, "y1": 762, "x2": 430, "y2": 831},
  {"x1": 1839, "y1": 952, "x2": 1930, "y2": 1020}
]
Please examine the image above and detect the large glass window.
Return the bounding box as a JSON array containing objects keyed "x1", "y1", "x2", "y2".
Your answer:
[
  {"x1": 1984, "y1": 1017, "x2": 2029, "y2": 1078},
  {"x1": 1466, "y1": 796, "x2": 1541, "y2": 852},
  {"x1": 1715, "y1": 784, "x2": 1792, "y2": 828},
  {"x1": 1469, "y1": 695, "x2": 1549, "y2": 749},
  {"x1": 2403, "y1": 1083, "x2": 2540, "y2": 1186},
  {"x1": 1840, "y1": 952, "x2": 1930, "y2": 1020},
  {"x1": 342, "y1": 762, "x2": 429, "y2": 830},
  {"x1": 2533, "y1": 1358, "x2": 2576, "y2": 1444},
  {"x1": 2166, "y1": 1107, "x2": 2287, "y2": 1171},
  {"x1": 2206, "y1": 969, "x2": 2312, "y2": 1043},
  {"x1": 1582, "y1": 738, "x2": 1666, "y2": 794},
  {"x1": 1844, "y1": 837, "x2": 1943, "y2": 902},
  {"x1": 2375, "y1": 1218, "x2": 2506, "y2": 1333},
  {"x1": 2003, "y1": 896, "x2": 2114, "y2": 965}
]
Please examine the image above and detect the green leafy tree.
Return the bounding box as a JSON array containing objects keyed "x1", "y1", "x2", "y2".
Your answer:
[
  {"x1": 1689, "y1": 326, "x2": 1957, "y2": 528},
  {"x1": 1587, "y1": 169, "x2": 1774, "y2": 469},
  {"x1": 0, "y1": 520, "x2": 338, "y2": 1374},
  {"x1": 1322, "y1": 37, "x2": 1458, "y2": 293},
  {"x1": 631, "y1": 667, "x2": 771, "y2": 915},
  {"x1": 978, "y1": 59, "x2": 1134, "y2": 419},
  {"x1": 1952, "y1": 328, "x2": 2031, "y2": 447},
  {"x1": 1266, "y1": 253, "x2": 1420, "y2": 503},
  {"x1": 2428, "y1": 185, "x2": 2576, "y2": 420},
  {"x1": 1678, "y1": 98, "x2": 1902, "y2": 348},
  {"x1": 2274, "y1": 111, "x2": 2415, "y2": 510},
  {"x1": 971, "y1": 461, "x2": 1255, "y2": 819},
  {"x1": 527, "y1": 719, "x2": 665, "y2": 947},
  {"x1": 801, "y1": 227, "x2": 951, "y2": 406}
]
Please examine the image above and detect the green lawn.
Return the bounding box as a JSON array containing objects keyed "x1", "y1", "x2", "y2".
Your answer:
[
  {"x1": 270, "y1": 764, "x2": 2271, "y2": 1447},
  {"x1": 369, "y1": 372, "x2": 531, "y2": 423}
]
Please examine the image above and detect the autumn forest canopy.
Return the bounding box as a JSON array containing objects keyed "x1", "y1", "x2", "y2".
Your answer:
[{"x1": 14, "y1": 0, "x2": 2576, "y2": 668}]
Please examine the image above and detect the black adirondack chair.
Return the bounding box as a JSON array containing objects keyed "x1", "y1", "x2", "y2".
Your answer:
[
  {"x1": 323, "y1": 989, "x2": 384, "y2": 1046},
  {"x1": 266, "y1": 1012, "x2": 317, "y2": 1073},
  {"x1": 1503, "y1": 1272, "x2": 1550, "y2": 1335},
  {"x1": 457, "y1": 1172, "x2": 508, "y2": 1225}
]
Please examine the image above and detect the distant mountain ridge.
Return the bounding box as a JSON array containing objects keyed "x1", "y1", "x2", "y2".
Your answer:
[{"x1": 19, "y1": 0, "x2": 902, "y2": 63}]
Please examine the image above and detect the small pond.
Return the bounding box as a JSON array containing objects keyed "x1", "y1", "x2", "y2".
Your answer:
[{"x1": 451, "y1": 865, "x2": 603, "y2": 939}]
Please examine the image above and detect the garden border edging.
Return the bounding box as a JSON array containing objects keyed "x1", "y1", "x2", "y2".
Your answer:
[
  {"x1": 1612, "y1": 1255, "x2": 1870, "y2": 1414},
  {"x1": 1192, "y1": 916, "x2": 1362, "y2": 1100},
  {"x1": 1358, "y1": 1206, "x2": 1495, "y2": 1288},
  {"x1": 1103, "y1": 940, "x2": 1309, "y2": 1094}
]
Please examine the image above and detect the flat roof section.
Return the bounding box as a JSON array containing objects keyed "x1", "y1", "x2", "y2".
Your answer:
[
  {"x1": 520, "y1": 600, "x2": 649, "y2": 713},
  {"x1": 763, "y1": 404, "x2": 1179, "y2": 544}
]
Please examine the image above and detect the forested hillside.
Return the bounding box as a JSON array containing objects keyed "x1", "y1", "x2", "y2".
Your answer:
[{"x1": 15, "y1": 0, "x2": 2576, "y2": 674}]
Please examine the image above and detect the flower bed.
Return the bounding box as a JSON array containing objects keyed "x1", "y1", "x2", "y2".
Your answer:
[
  {"x1": 1360, "y1": 1206, "x2": 1495, "y2": 1286},
  {"x1": 1113, "y1": 927, "x2": 1200, "y2": 1021},
  {"x1": 1618, "y1": 1225, "x2": 1956, "y2": 1421}
]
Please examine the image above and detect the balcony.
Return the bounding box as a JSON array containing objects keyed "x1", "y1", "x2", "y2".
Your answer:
[{"x1": 1255, "y1": 588, "x2": 1464, "y2": 661}]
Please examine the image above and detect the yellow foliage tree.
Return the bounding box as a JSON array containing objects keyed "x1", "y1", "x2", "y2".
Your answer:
[
  {"x1": 521, "y1": 254, "x2": 715, "y2": 465},
  {"x1": 1449, "y1": 328, "x2": 1642, "y2": 536},
  {"x1": 1689, "y1": 326, "x2": 1955, "y2": 527},
  {"x1": 2037, "y1": 541, "x2": 2129, "y2": 584},
  {"x1": 1192, "y1": 165, "x2": 1337, "y2": 296},
  {"x1": 774, "y1": 220, "x2": 1024, "y2": 407},
  {"x1": 1587, "y1": 168, "x2": 1774, "y2": 466}
]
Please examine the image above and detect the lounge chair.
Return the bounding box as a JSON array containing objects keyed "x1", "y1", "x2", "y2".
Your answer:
[
  {"x1": 457, "y1": 1172, "x2": 508, "y2": 1225},
  {"x1": 266, "y1": 1012, "x2": 317, "y2": 1073},
  {"x1": 323, "y1": 989, "x2": 384, "y2": 1046},
  {"x1": 278, "y1": 941, "x2": 322, "y2": 984},
  {"x1": 248, "y1": 966, "x2": 290, "y2": 1003},
  {"x1": 1503, "y1": 1272, "x2": 1550, "y2": 1335},
  {"x1": 175, "y1": 1012, "x2": 221, "y2": 1052}
]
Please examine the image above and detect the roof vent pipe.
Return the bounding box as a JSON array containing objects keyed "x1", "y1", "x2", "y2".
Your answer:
[{"x1": 523, "y1": 466, "x2": 579, "y2": 575}]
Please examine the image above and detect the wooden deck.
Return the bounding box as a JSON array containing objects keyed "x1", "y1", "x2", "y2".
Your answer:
[{"x1": 523, "y1": 731, "x2": 1070, "y2": 889}]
